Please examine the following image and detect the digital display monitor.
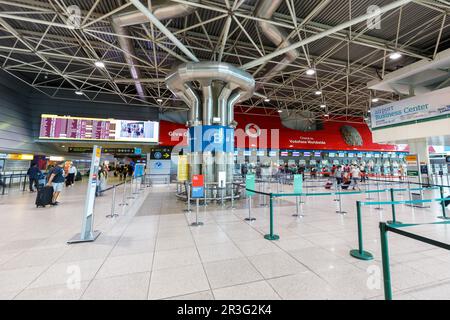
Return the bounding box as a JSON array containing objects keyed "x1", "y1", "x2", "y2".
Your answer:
[
  {"x1": 374, "y1": 153, "x2": 380, "y2": 158},
  {"x1": 39, "y1": 114, "x2": 159, "y2": 143},
  {"x1": 357, "y1": 153, "x2": 363, "y2": 158},
  {"x1": 244, "y1": 150, "x2": 251, "y2": 156},
  {"x1": 292, "y1": 152, "x2": 300, "y2": 157},
  {"x1": 303, "y1": 152, "x2": 311, "y2": 157},
  {"x1": 348, "y1": 153, "x2": 354, "y2": 158},
  {"x1": 328, "y1": 152, "x2": 336, "y2": 157},
  {"x1": 338, "y1": 152, "x2": 345, "y2": 157},
  {"x1": 314, "y1": 152, "x2": 321, "y2": 157},
  {"x1": 257, "y1": 150, "x2": 265, "y2": 156},
  {"x1": 269, "y1": 151, "x2": 277, "y2": 157},
  {"x1": 366, "y1": 153, "x2": 372, "y2": 158},
  {"x1": 280, "y1": 151, "x2": 289, "y2": 157}
]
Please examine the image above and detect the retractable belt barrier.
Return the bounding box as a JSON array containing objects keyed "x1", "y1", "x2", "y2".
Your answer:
[
  {"x1": 350, "y1": 196, "x2": 449, "y2": 261},
  {"x1": 379, "y1": 220, "x2": 450, "y2": 300},
  {"x1": 234, "y1": 180, "x2": 438, "y2": 242}
]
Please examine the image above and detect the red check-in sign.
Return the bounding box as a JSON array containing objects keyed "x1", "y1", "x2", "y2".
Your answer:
[{"x1": 192, "y1": 175, "x2": 204, "y2": 187}]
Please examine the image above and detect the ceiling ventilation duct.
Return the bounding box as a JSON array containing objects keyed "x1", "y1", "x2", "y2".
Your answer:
[
  {"x1": 111, "y1": 0, "x2": 199, "y2": 102},
  {"x1": 280, "y1": 110, "x2": 320, "y2": 132},
  {"x1": 255, "y1": 0, "x2": 300, "y2": 87}
]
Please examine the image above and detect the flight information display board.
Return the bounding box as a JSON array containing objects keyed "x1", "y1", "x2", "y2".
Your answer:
[{"x1": 39, "y1": 114, "x2": 159, "y2": 143}]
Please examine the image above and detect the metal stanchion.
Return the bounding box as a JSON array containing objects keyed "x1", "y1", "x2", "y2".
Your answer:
[
  {"x1": 106, "y1": 185, "x2": 119, "y2": 218},
  {"x1": 292, "y1": 196, "x2": 304, "y2": 218},
  {"x1": 119, "y1": 180, "x2": 129, "y2": 207},
  {"x1": 184, "y1": 182, "x2": 192, "y2": 213},
  {"x1": 375, "y1": 182, "x2": 383, "y2": 211},
  {"x1": 127, "y1": 178, "x2": 136, "y2": 200},
  {"x1": 1, "y1": 177, "x2": 6, "y2": 195},
  {"x1": 387, "y1": 188, "x2": 402, "y2": 224},
  {"x1": 203, "y1": 184, "x2": 208, "y2": 206},
  {"x1": 365, "y1": 178, "x2": 374, "y2": 200},
  {"x1": 229, "y1": 184, "x2": 235, "y2": 210},
  {"x1": 264, "y1": 194, "x2": 279, "y2": 241},
  {"x1": 336, "y1": 191, "x2": 347, "y2": 215},
  {"x1": 245, "y1": 196, "x2": 256, "y2": 221},
  {"x1": 260, "y1": 180, "x2": 268, "y2": 207},
  {"x1": 349, "y1": 201, "x2": 374, "y2": 260},
  {"x1": 190, "y1": 199, "x2": 204, "y2": 227},
  {"x1": 379, "y1": 222, "x2": 393, "y2": 300},
  {"x1": 333, "y1": 179, "x2": 340, "y2": 202},
  {"x1": 438, "y1": 186, "x2": 450, "y2": 220},
  {"x1": 22, "y1": 175, "x2": 27, "y2": 192}
]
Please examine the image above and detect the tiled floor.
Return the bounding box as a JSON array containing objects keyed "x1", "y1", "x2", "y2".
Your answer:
[{"x1": 0, "y1": 179, "x2": 449, "y2": 300}]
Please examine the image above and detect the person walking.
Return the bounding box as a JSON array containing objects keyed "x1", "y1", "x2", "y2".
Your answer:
[
  {"x1": 27, "y1": 163, "x2": 40, "y2": 192},
  {"x1": 66, "y1": 163, "x2": 77, "y2": 187},
  {"x1": 335, "y1": 165, "x2": 343, "y2": 186},
  {"x1": 46, "y1": 162, "x2": 66, "y2": 205},
  {"x1": 351, "y1": 165, "x2": 361, "y2": 190}
]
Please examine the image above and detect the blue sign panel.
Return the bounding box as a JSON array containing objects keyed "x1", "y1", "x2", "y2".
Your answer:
[
  {"x1": 189, "y1": 126, "x2": 234, "y2": 153},
  {"x1": 134, "y1": 147, "x2": 142, "y2": 155},
  {"x1": 192, "y1": 186, "x2": 205, "y2": 198}
]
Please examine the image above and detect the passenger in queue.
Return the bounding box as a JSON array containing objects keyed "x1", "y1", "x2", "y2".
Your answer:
[
  {"x1": 46, "y1": 162, "x2": 66, "y2": 205},
  {"x1": 27, "y1": 163, "x2": 40, "y2": 192}
]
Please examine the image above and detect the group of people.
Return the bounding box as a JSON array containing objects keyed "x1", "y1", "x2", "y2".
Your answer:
[
  {"x1": 112, "y1": 164, "x2": 134, "y2": 181},
  {"x1": 331, "y1": 164, "x2": 366, "y2": 190},
  {"x1": 26, "y1": 162, "x2": 79, "y2": 206}
]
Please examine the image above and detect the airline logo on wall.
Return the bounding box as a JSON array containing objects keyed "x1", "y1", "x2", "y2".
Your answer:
[{"x1": 245, "y1": 123, "x2": 261, "y2": 138}]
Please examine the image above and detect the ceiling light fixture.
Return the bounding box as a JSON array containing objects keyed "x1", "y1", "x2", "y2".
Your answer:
[
  {"x1": 277, "y1": 109, "x2": 283, "y2": 113},
  {"x1": 389, "y1": 52, "x2": 402, "y2": 60},
  {"x1": 94, "y1": 61, "x2": 105, "y2": 68},
  {"x1": 75, "y1": 90, "x2": 84, "y2": 96},
  {"x1": 306, "y1": 68, "x2": 316, "y2": 76},
  {"x1": 372, "y1": 98, "x2": 379, "y2": 103},
  {"x1": 264, "y1": 98, "x2": 270, "y2": 102},
  {"x1": 315, "y1": 90, "x2": 322, "y2": 95},
  {"x1": 157, "y1": 98, "x2": 163, "y2": 103},
  {"x1": 320, "y1": 104, "x2": 326, "y2": 108}
]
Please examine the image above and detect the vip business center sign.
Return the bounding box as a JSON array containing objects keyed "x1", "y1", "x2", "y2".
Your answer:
[{"x1": 370, "y1": 87, "x2": 450, "y2": 129}]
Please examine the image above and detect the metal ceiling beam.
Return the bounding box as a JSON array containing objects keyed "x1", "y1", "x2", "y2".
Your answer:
[{"x1": 242, "y1": 0, "x2": 415, "y2": 70}]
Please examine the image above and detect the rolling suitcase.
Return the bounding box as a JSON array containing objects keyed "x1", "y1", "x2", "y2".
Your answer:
[
  {"x1": 341, "y1": 181, "x2": 351, "y2": 190},
  {"x1": 75, "y1": 171, "x2": 82, "y2": 181},
  {"x1": 35, "y1": 186, "x2": 54, "y2": 208},
  {"x1": 444, "y1": 196, "x2": 450, "y2": 207}
]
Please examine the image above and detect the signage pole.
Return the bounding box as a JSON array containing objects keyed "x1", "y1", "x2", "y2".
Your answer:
[
  {"x1": 68, "y1": 145, "x2": 102, "y2": 244},
  {"x1": 191, "y1": 198, "x2": 204, "y2": 227},
  {"x1": 375, "y1": 182, "x2": 383, "y2": 211}
]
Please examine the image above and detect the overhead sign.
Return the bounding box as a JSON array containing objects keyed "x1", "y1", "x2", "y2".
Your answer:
[
  {"x1": 150, "y1": 148, "x2": 172, "y2": 160},
  {"x1": 370, "y1": 86, "x2": 450, "y2": 128},
  {"x1": 68, "y1": 147, "x2": 137, "y2": 154},
  {"x1": 6, "y1": 154, "x2": 34, "y2": 160},
  {"x1": 39, "y1": 114, "x2": 159, "y2": 143}
]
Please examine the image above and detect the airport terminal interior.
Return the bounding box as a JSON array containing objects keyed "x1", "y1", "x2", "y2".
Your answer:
[{"x1": 0, "y1": 0, "x2": 450, "y2": 301}]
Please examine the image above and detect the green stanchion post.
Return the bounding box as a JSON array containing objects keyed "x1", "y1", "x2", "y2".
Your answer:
[
  {"x1": 438, "y1": 186, "x2": 450, "y2": 220},
  {"x1": 350, "y1": 201, "x2": 374, "y2": 260},
  {"x1": 379, "y1": 222, "x2": 393, "y2": 300},
  {"x1": 387, "y1": 188, "x2": 402, "y2": 224},
  {"x1": 264, "y1": 194, "x2": 280, "y2": 241}
]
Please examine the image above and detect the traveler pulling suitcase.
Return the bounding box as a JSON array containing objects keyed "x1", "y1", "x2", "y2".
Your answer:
[
  {"x1": 35, "y1": 186, "x2": 54, "y2": 208},
  {"x1": 340, "y1": 181, "x2": 352, "y2": 190}
]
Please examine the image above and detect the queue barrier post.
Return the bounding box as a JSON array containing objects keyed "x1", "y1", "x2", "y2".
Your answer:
[
  {"x1": 336, "y1": 190, "x2": 347, "y2": 215},
  {"x1": 387, "y1": 188, "x2": 402, "y2": 224},
  {"x1": 349, "y1": 201, "x2": 374, "y2": 260},
  {"x1": 375, "y1": 182, "x2": 383, "y2": 211},
  {"x1": 264, "y1": 194, "x2": 280, "y2": 241},
  {"x1": 106, "y1": 185, "x2": 119, "y2": 218},
  {"x1": 184, "y1": 182, "x2": 192, "y2": 213},
  {"x1": 245, "y1": 194, "x2": 256, "y2": 222},
  {"x1": 1, "y1": 177, "x2": 6, "y2": 195},
  {"x1": 119, "y1": 179, "x2": 129, "y2": 207},
  {"x1": 191, "y1": 198, "x2": 204, "y2": 227},
  {"x1": 379, "y1": 222, "x2": 393, "y2": 300},
  {"x1": 438, "y1": 186, "x2": 450, "y2": 220}
]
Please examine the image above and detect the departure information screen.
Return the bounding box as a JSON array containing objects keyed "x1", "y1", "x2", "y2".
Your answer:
[{"x1": 39, "y1": 114, "x2": 159, "y2": 143}]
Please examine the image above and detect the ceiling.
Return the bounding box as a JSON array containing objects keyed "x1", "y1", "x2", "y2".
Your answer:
[{"x1": 0, "y1": 0, "x2": 449, "y2": 122}]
